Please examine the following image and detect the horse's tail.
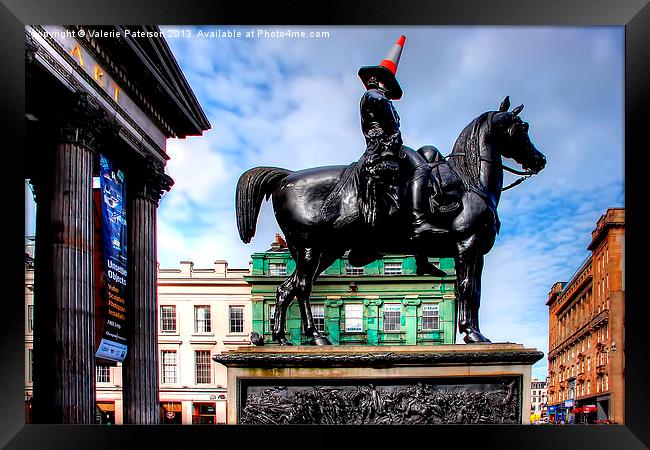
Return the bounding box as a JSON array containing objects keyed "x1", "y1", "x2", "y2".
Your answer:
[{"x1": 236, "y1": 167, "x2": 292, "y2": 243}]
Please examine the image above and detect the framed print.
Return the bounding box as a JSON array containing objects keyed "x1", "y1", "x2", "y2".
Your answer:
[{"x1": 3, "y1": 0, "x2": 649, "y2": 448}]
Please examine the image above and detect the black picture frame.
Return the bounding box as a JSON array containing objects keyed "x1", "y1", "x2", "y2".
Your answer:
[{"x1": 3, "y1": 0, "x2": 648, "y2": 448}]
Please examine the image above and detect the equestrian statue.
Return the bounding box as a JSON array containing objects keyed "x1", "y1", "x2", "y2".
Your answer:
[{"x1": 235, "y1": 35, "x2": 546, "y2": 345}]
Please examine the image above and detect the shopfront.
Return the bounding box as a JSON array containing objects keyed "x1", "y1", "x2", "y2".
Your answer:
[
  {"x1": 161, "y1": 402, "x2": 183, "y2": 424},
  {"x1": 573, "y1": 404, "x2": 597, "y2": 424},
  {"x1": 564, "y1": 399, "x2": 575, "y2": 423},
  {"x1": 96, "y1": 402, "x2": 115, "y2": 425},
  {"x1": 596, "y1": 395, "x2": 611, "y2": 422},
  {"x1": 192, "y1": 402, "x2": 217, "y2": 424},
  {"x1": 548, "y1": 404, "x2": 568, "y2": 423},
  {"x1": 24, "y1": 396, "x2": 33, "y2": 423},
  {"x1": 551, "y1": 397, "x2": 610, "y2": 424}
]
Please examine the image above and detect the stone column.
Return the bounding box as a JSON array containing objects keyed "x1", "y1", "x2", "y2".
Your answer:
[
  {"x1": 364, "y1": 298, "x2": 382, "y2": 345},
  {"x1": 324, "y1": 298, "x2": 343, "y2": 345},
  {"x1": 403, "y1": 297, "x2": 421, "y2": 345},
  {"x1": 122, "y1": 156, "x2": 172, "y2": 424},
  {"x1": 31, "y1": 92, "x2": 99, "y2": 424}
]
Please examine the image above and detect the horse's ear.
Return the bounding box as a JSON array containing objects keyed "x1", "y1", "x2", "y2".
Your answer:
[
  {"x1": 512, "y1": 104, "x2": 524, "y2": 116},
  {"x1": 499, "y1": 95, "x2": 510, "y2": 112}
]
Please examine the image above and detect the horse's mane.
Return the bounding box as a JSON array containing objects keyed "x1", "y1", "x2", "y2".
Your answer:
[{"x1": 447, "y1": 111, "x2": 494, "y2": 192}]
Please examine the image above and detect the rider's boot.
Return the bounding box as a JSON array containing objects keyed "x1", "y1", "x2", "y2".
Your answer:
[{"x1": 411, "y1": 176, "x2": 448, "y2": 238}]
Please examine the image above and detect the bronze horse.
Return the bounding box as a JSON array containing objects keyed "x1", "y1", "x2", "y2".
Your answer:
[{"x1": 236, "y1": 96, "x2": 546, "y2": 345}]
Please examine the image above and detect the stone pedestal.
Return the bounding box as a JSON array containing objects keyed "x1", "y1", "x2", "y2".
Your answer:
[{"x1": 214, "y1": 344, "x2": 543, "y2": 425}]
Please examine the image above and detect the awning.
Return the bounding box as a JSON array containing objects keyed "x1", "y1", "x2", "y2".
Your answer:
[{"x1": 96, "y1": 402, "x2": 115, "y2": 412}]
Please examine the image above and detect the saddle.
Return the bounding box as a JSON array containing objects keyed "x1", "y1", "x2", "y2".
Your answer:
[
  {"x1": 419, "y1": 146, "x2": 501, "y2": 234},
  {"x1": 416, "y1": 146, "x2": 463, "y2": 216}
]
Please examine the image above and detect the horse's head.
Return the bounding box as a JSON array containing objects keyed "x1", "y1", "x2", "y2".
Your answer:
[{"x1": 491, "y1": 96, "x2": 546, "y2": 174}]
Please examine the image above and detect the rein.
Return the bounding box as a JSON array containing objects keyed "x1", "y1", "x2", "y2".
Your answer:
[{"x1": 445, "y1": 152, "x2": 535, "y2": 192}]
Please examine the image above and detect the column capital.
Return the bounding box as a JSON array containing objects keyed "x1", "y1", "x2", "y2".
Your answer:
[
  {"x1": 30, "y1": 91, "x2": 108, "y2": 204},
  {"x1": 129, "y1": 154, "x2": 174, "y2": 204},
  {"x1": 95, "y1": 110, "x2": 124, "y2": 154},
  {"x1": 325, "y1": 299, "x2": 344, "y2": 308},
  {"x1": 57, "y1": 91, "x2": 104, "y2": 151}
]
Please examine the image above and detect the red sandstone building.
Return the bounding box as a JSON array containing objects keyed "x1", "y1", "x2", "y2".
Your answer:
[{"x1": 546, "y1": 208, "x2": 624, "y2": 424}]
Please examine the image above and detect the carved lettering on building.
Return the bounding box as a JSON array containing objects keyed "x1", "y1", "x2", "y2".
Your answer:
[{"x1": 64, "y1": 39, "x2": 121, "y2": 105}]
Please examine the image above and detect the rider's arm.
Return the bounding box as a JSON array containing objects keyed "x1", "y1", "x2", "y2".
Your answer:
[{"x1": 364, "y1": 90, "x2": 402, "y2": 157}]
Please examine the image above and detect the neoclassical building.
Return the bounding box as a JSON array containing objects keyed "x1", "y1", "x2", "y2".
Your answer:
[
  {"x1": 546, "y1": 208, "x2": 625, "y2": 424},
  {"x1": 25, "y1": 25, "x2": 209, "y2": 424}
]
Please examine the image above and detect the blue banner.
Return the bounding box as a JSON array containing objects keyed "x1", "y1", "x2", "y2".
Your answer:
[{"x1": 95, "y1": 154, "x2": 129, "y2": 362}]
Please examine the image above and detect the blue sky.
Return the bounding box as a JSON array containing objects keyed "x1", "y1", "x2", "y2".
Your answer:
[{"x1": 25, "y1": 26, "x2": 624, "y2": 379}]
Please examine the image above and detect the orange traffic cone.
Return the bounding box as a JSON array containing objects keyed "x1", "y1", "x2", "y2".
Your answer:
[{"x1": 358, "y1": 35, "x2": 406, "y2": 100}]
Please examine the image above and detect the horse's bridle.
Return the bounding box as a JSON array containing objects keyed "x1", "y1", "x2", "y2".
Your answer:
[{"x1": 445, "y1": 152, "x2": 535, "y2": 191}]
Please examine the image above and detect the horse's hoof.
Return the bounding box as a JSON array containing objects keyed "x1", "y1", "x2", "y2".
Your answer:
[
  {"x1": 463, "y1": 330, "x2": 492, "y2": 344},
  {"x1": 310, "y1": 335, "x2": 332, "y2": 346},
  {"x1": 416, "y1": 262, "x2": 447, "y2": 277},
  {"x1": 273, "y1": 336, "x2": 294, "y2": 346}
]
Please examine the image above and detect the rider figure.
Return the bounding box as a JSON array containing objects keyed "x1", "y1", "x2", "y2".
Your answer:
[{"x1": 358, "y1": 35, "x2": 448, "y2": 238}]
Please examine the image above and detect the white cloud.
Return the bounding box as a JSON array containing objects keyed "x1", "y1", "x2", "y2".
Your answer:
[{"x1": 165, "y1": 131, "x2": 230, "y2": 204}]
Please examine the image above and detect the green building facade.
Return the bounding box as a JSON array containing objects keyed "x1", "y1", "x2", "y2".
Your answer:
[{"x1": 247, "y1": 240, "x2": 457, "y2": 346}]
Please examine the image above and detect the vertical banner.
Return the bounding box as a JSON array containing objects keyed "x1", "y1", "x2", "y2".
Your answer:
[
  {"x1": 93, "y1": 189, "x2": 104, "y2": 354},
  {"x1": 95, "y1": 154, "x2": 129, "y2": 362}
]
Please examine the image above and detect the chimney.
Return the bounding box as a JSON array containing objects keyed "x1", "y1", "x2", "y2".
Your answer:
[
  {"x1": 179, "y1": 260, "x2": 194, "y2": 277},
  {"x1": 214, "y1": 260, "x2": 228, "y2": 277},
  {"x1": 270, "y1": 233, "x2": 288, "y2": 251}
]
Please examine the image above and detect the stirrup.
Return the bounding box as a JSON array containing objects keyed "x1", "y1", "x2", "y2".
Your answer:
[
  {"x1": 437, "y1": 201, "x2": 461, "y2": 215},
  {"x1": 412, "y1": 220, "x2": 448, "y2": 237}
]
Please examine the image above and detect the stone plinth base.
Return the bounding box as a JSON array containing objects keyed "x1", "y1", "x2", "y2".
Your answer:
[{"x1": 213, "y1": 343, "x2": 543, "y2": 425}]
